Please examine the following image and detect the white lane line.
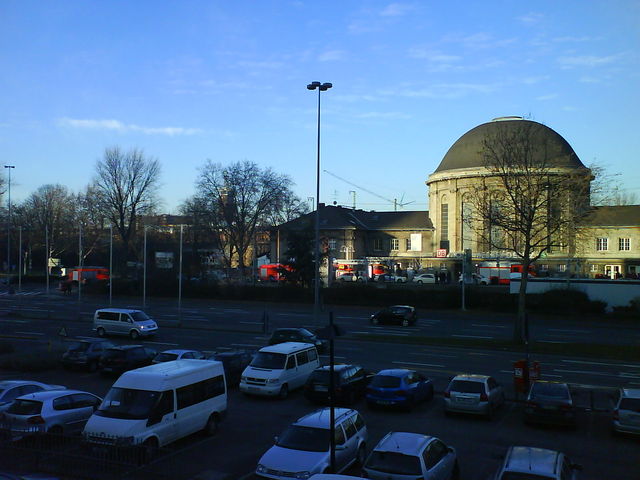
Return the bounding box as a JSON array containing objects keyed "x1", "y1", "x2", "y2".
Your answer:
[
  {"x1": 338, "y1": 316, "x2": 366, "y2": 320},
  {"x1": 0, "y1": 319, "x2": 28, "y2": 323},
  {"x1": 144, "y1": 341, "x2": 179, "y2": 346},
  {"x1": 232, "y1": 343, "x2": 261, "y2": 347},
  {"x1": 538, "y1": 340, "x2": 569, "y2": 344},
  {"x1": 240, "y1": 321, "x2": 263, "y2": 325},
  {"x1": 554, "y1": 369, "x2": 640, "y2": 379},
  {"x1": 563, "y1": 359, "x2": 640, "y2": 369},
  {"x1": 467, "y1": 352, "x2": 489, "y2": 356},
  {"x1": 452, "y1": 334, "x2": 494, "y2": 339},
  {"x1": 352, "y1": 331, "x2": 371, "y2": 334},
  {"x1": 471, "y1": 324, "x2": 507, "y2": 328},
  {"x1": 276, "y1": 313, "x2": 310, "y2": 317},
  {"x1": 409, "y1": 352, "x2": 457, "y2": 358},
  {"x1": 542, "y1": 374, "x2": 564, "y2": 378},
  {"x1": 15, "y1": 331, "x2": 45, "y2": 335},
  {"x1": 500, "y1": 370, "x2": 512, "y2": 374},
  {"x1": 549, "y1": 328, "x2": 590, "y2": 333},
  {"x1": 393, "y1": 361, "x2": 446, "y2": 368},
  {"x1": 319, "y1": 355, "x2": 347, "y2": 359}
]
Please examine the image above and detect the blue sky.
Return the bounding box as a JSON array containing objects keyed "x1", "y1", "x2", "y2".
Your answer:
[{"x1": 1, "y1": 1, "x2": 639, "y2": 213}]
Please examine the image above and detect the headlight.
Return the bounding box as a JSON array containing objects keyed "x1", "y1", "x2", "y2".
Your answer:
[
  {"x1": 267, "y1": 378, "x2": 280, "y2": 384},
  {"x1": 241, "y1": 376, "x2": 247, "y2": 382},
  {"x1": 294, "y1": 472, "x2": 311, "y2": 479},
  {"x1": 139, "y1": 326, "x2": 145, "y2": 329},
  {"x1": 256, "y1": 464, "x2": 267, "y2": 474}
]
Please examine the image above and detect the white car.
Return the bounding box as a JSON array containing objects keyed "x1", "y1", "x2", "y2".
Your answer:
[
  {"x1": 152, "y1": 349, "x2": 206, "y2": 363},
  {"x1": 256, "y1": 408, "x2": 368, "y2": 479},
  {"x1": 613, "y1": 388, "x2": 640, "y2": 435},
  {"x1": 412, "y1": 273, "x2": 436, "y2": 284},
  {"x1": 0, "y1": 380, "x2": 66, "y2": 413},
  {"x1": 363, "y1": 432, "x2": 459, "y2": 480},
  {"x1": 458, "y1": 273, "x2": 490, "y2": 285}
]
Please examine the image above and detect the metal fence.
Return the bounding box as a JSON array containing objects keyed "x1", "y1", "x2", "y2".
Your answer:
[{"x1": 0, "y1": 428, "x2": 177, "y2": 480}]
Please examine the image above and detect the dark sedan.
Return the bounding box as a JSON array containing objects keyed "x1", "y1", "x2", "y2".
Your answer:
[
  {"x1": 366, "y1": 369, "x2": 434, "y2": 410},
  {"x1": 304, "y1": 364, "x2": 373, "y2": 405},
  {"x1": 98, "y1": 345, "x2": 157, "y2": 376},
  {"x1": 61, "y1": 338, "x2": 115, "y2": 372},
  {"x1": 523, "y1": 381, "x2": 577, "y2": 427},
  {"x1": 206, "y1": 349, "x2": 254, "y2": 387},
  {"x1": 268, "y1": 328, "x2": 328, "y2": 354},
  {"x1": 370, "y1": 305, "x2": 417, "y2": 327}
]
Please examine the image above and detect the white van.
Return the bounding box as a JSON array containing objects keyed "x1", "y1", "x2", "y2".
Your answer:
[
  {"x1": 93, "y1": 308, "x2": 158, "y2": 340},
  {"x1": 240, "y1": 342, "x2": 320, "y2": 399},
  {"x1": 83, "y1": 359, "x2": 226, "y2": 448}
]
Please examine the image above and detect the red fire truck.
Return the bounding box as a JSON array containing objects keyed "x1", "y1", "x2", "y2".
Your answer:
[
  {"x1": 66, "y1": 266, "x2": 110, "y2": 284},
  {"x1": 259, "y1": 263, "x2": 291, "y2": 282}
]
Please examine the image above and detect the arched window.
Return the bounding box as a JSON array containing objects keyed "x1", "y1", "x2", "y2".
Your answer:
[
  {"x1": 461, "y1": 194, "x2": 473, "y2": 250},
  {"x1": 440, "y1": 195, "x2": 449, "y2": 243}
]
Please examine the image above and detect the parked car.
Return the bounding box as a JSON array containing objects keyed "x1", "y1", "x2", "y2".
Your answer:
[
  {"x1": 98, "y1": 345, "x2": 157, "y2": 376},
  {"x1": 412, "y1": 273, "x2": 436, "y2": 284},
  {"x1": 337, "y1": 273, "x2": 365, "y2": 283},
  {"x1": 61, "y1": 338, "x2": 116, "y2": 372},
  {"x1": 458, "y1": 273, "x2": 490, "y2": 285},
  {"x1": 268, "y1": 328, "x2": 328, "y2": 354},
  {"x1": 370, "y1": 305, "x2": 417, "y2": 327},
  {"x1": 255, "y1": 407, "x2": 368, "y2": 479},
  {"x1": 93, "y1": 308, "x2": 158, "y2": 340},
  {"x1": 444, "y1": 374, "x2": 506, "y2": 418},
  {"x1": 0, "y1": 381, "x2": 66, "y2": 413},
  {"x1": 206, "y1": 349, "x2": 254, "y2": 387},
  {"x1": 304, "y1": 364, "x2": 373, "y2": 405},
  {"x1": 612, "y1": 387, "x2": 640, "y2": 435},
  {"x1": 0, "y1": 389, "x2": 101, "y2": 435},
  {"x1": 362, "y1": 432, "x2": 459, "y2": 480},
  {"x1": 523, "y1": 381, "x2": 576, "y2": 427},
  {"x1": 375, "y1": 274, "x2": 407, "y2": 283},
  {"x1": 152, "y1": 349, "x2": 205, "y2": 364},
  {"x1": 366, "y1": 369, "x2": 434, "y2": 411},
  {"x1": 492, "y1": 446, "x2": 582, "y2": 480}
]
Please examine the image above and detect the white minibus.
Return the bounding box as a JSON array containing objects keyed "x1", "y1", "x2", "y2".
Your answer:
[
  {"x1": 239, "y1": 342, "x2": 319, "y2": 399},
  {"x1": 83, "y1": 359, "x2": 226, "y2": 448}
]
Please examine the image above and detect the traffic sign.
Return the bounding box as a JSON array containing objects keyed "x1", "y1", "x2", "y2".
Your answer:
[{"x1": 58, "y1": 327, "x2": 68, "y2": 337}]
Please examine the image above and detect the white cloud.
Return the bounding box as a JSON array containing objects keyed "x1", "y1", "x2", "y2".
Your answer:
[
  {"x1": 557, "y1": 54, "x2": 622, "y2": 68},
  {"x1": 522, "y1": 75, "x2": 550, "y2": 85},
  {"x1": 318, "y1": 50, "x2": 347, "y2": 62},
  {"x1": 56, "y1": 118, "x2": 202, "y2": 136},
  {"x1": 536, "y1": 94, "x2": 558, "y2": 101},
  {"x1": 517, "y1": 12, "x2": 544, "y2": 25},
  {"x1": 354, "y1": 111, "x2": 411, "y2": 120},
  {"x1": 380, "y1": 81, "x2": 500, "y2": 99},
  {"x1": 380, "y1": 3, "x2": 414, "y2": 17}
]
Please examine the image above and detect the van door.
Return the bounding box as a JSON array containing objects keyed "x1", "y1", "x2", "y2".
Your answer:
[
  {"x1": 146, "y1": 390, "x2": 178, "y2": 446},
  {"x1": 119, "y1": 313, "x2": 132, "y2": 335},
  {"x1": 294, "y1": 350, "x2": 311, "y2": 389},
  {"x1": 281, "y1": 355, "x2": 298, "y2": 389}
]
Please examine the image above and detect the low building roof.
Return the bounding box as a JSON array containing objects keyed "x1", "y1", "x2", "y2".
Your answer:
[{"x1": 579, "y1": 205, "x2": 640, "y2": 227}]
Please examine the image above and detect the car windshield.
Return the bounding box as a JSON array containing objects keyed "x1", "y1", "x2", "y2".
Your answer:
[
  {"x1": 619, "y1": 397, "x2": 640, "y2": 411},
  {"x1": 102, "y1": 349, "x2": 126, "y2": 359},
  {"x1": 370, "y1": 375, "x2": 401, "y2": 388},
  {"x1": 308, "y1": 370, "x2": 340, "y2": 383},
  {"x1": 276, "y1": 425, "x2": 329, "y2": 452},
  {"x1": 154, "y1": 352, "x2": 178, "y2": 362},
  {"x1": 7, "y1": 399, "x2": 42, "y2": 415},
  {"x1": 250, "y1": 352, "x2": 287, "y2": 369},
  {"x1": 96, "y1": 388, "x2": 161, "y2": 420},
  {"x1": 67, "y1": 341, "x2": 90, "y2": 352},
  {"x1": 450, "y1": 380, "x2": 484, "y2": 393},
  {"x1": 531, "y1": 383, "x2": 569, "y2": 399},
  {"x1": 365, "y1": 451, "x2": 422, "y2": 475},
  {"x1": 390, "y1": 307, "x2": 410, "y2": 314},
  {"x1": 131, "y1": 311, "x2": 150, "y2": 322}
]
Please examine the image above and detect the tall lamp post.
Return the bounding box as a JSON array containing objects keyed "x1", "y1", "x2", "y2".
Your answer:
[
  {"x1": 307, "y1": 81, "x2": 332, "y2": 322},
  {"x1": 4, "y1": 165, "x2": 15, "y2": 274}
]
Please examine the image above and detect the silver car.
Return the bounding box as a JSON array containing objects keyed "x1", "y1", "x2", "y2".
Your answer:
[
  {"x1": 613, "y1": 387, "x2": 640, "y2": 435},
  {"x1": 444, "y1": 374, "x2": 505, "y2": 418},
  {"x1": 493, "y1": 446, "x2": 581, "y2": 480},
  {"x1": 1, "y1": 389, "x2": 101, "y2": 435},
  {"x1": 0, "y1": 380, "x2": 66, "y2": 413}
]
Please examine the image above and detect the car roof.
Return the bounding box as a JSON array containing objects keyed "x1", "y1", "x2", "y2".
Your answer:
[
  {"x1": 389, "y1": 305, "x2": 414, "y2": 309},
  {"x1": 0, "y1": 380, "x2": 47, "y2": 389},
  {"x1": 451, "y1": 374, "x2": 490, "y2": 382},
  {"x1": 504, "y1": 446, "x2": 561, "y2": 476},
  {"x1": 374, "y1": 432, "x2": 434, "y2": 456},
  {"x1": 376, "y1": 369, "x2": 412, "y2": 377},
  {"x1": 295, "y1": 408, "x2": 354, "y2": 428},
  {"x1": 273, "y1": 328, "x2": 306, "y2": 333},
  {"x1": 17, "y1": 389, "x2": 93, "y2": 401},
  {"x1": 107, "y1": 344, "x2": 144, "y2": 351},
  {"x1": 531, "y1": 380, "x2": 569, "y2": 389},
  {"x1": 260, "y1": 342, "x2": 315, "y2": 354},
  {"x1": 69, "y1": 338, "x2": 110, "y2": 343},
  {"x1": 315, "y1": 364, "x2": 354, "y2": 372},
  {"x1": 96, "y1": 308, "x2": 142, "y2": 313},
  {"x1": 159, "y1": 349, "x2": 198, "y2": 355},
  {"x1": 620, "y1": 388, "x2": 640, "y2": 399}
]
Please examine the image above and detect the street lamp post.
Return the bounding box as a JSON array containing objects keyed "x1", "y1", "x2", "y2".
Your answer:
[
  {"x1": 307, "y1": 81, "x2": 332, "y2": 323},
  {"x1": 4, "y1": 165, "x2": 15, "y2": 275}
]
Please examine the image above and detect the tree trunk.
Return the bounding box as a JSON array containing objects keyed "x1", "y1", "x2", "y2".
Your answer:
[{"x1": 514, "y1": 261, "x2": 530, "y2": 344}]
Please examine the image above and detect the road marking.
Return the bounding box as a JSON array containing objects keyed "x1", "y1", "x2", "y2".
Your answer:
[
  {"x1": 0, "y1": 319, "x2": 28, "y2": 323},
  {"x1": 471, "y1": 324, "x2": 506, "y2": 328},
  {"x1": 467, "y1": 352, "x2": 489, "y2": 356},
  {"x1": 553, "y1": 369, "x2": 640, "y2": 379},
  {"x1": 538, "y1": 340, "x2": 569, "y2": 344},
  {"x1": 240, "y1": 321, "x2": 263, "y2": 325},
  {"x1": 452, "y1": 334, "x2": 494, "y2": 339},
  {"x1": 393, "y1": 361, "x2": 445, "y2": 368},
  {"x1": 541, "y1": 374, "x2": 564, "y2": 378},
  {"x1": 15, "y1": 331, "x2": 45, "y2": 335},
  {"x1": 276, "y1": 313, "x2": 309, "y2": 317},
  {"x1": 144, "y1": 341, "x2": 179, "y2": 346},
  {"x1": 319, "y1": 355, "x2": 347, "y2": 359},
  {"x1": 232, "y1": 343, "x2": 261, "y2": 347},
  {"x1": 409, "y1": 352, "x2": 456, "y2": 358},
  {"x1": 549, "y1": 328, "x2": 590, "y2": 333},
  {"x1": 563, "y1": 359, "x2": 640, "y2": 368},
  {"x1": 351, "y1": 331, "x2": 371, "y2": 334},
  {"x1": 338, "y1": 316, "x2": 365, "y2": 320},
  {"x1": 500, "y1": 370, "x2": 512, "y2": 374}
]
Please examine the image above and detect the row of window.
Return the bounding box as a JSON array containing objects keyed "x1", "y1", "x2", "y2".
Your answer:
[
  {"x1": 596, "y1": 238, "x2": 631, "y2": 251},
  {"x1": 176, "y1": 375, "x2": 225, "y2": 410}
]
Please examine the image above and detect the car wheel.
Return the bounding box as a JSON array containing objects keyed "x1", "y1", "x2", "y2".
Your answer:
[
  {"x1": 203, "y1": 414, "x2": 219, "y2": 436},
  {"x1": 278, "y1": 384, "x2": 289, "y2": 399},
  {"x1": 88, "y1": 360, "x2": 98, "y2": 373},
  {"x1": 130, "y1": 330, "x2": 140, "y2": 340},
  {"x1": 402, "y1": 319, "x2": 409, "y2": 327},
  {"x1": 371, "y1": 317, "x2": 379, "y2": 325},
  {"x1": 396, "y1": 279, "x2": 402, "y2": 283},
  {"x1": 356, "y1": 444, "x2": 367, "y2": 467},
  {"x1": 96, "y1": 327, "x2": 106, "y2": 337},
  {"x1": 417, "y1": 280, "x2": 423, "y2": 285}
]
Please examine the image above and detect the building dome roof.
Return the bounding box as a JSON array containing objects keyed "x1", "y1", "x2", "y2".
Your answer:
[{"x1": 434, "y1": 117, "x2": 585, "y2": 174}]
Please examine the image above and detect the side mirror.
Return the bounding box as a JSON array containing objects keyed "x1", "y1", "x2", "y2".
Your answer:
[{"x1": 335, "y1": 444, "x2": 346, "y2": 451}]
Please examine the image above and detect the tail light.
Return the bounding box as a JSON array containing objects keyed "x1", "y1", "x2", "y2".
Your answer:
[
  {"x1": 397, "y1": 390, "x2": 407, "y2": 397},
  {"x1": 28, "y1": 416, "x2": 45, "y2": 425},
  {"x1": 613, "y1": 409, "x2": 619, "y2": 421},
  {"x1": 480, "y1": 393, "x2": 488, "y2": 402}
]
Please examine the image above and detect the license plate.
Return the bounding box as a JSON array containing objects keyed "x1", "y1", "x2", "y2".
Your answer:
[
  {"x1": 249, "y1": 386, "x2": 259, "y2": 392},
  {"x1": 457, "y1": 398, "x2": 475, "y2": 404},
  {"x1": 542, "y1": 406, "x2": 557, "y2": 411}
]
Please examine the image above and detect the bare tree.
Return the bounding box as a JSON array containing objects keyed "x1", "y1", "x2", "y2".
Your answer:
[
  {"x1": 92, "y1": 147, "x2": 161, "y2": 259},
  {"x1": 467, "y1": 121, "x2": 591, "y2": 342},
  {"x1": 195, "y1": 160, "x2": 294, "y2": 275}
]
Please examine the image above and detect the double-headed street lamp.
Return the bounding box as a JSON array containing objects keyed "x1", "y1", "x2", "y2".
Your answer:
[
  {"x1": 306, "y1": 81, "x2": 332, "y2": 321},
  {"x1": 4, "y1": 165, "x2": 15, "y2": 274}
]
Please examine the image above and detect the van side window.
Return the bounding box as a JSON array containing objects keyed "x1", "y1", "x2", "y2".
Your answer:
[
  {"x1": 353, "y1": 413, "x2": 365, "y2": 431},
  {"x1": 296, "y1": 350, "x2": 309, "y2": 365},
  {"x1": 120, "y1": 314, "x2": 132, "y2": 323},
  {"x1": 286, "y1": 356, "x2": 296, "y2": 370},
  {"x1": 177, "y1": 375, "x2": 225, "y2": 410},
  {"x1": 343, "y1": 417, "x2": 357, "y2": 439},
  {"x1": 334, "y1": 425, "x2": 346, "y2": 446},
  {"x1": 307, "y1": 349, "x2": 318, "y2": 362},
  {"x1": 98, "y1": 311, "x2": 118, "y2": 321},
  {"x1": 155, "y1": 391, "x2": 175, "y2": 417}
]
